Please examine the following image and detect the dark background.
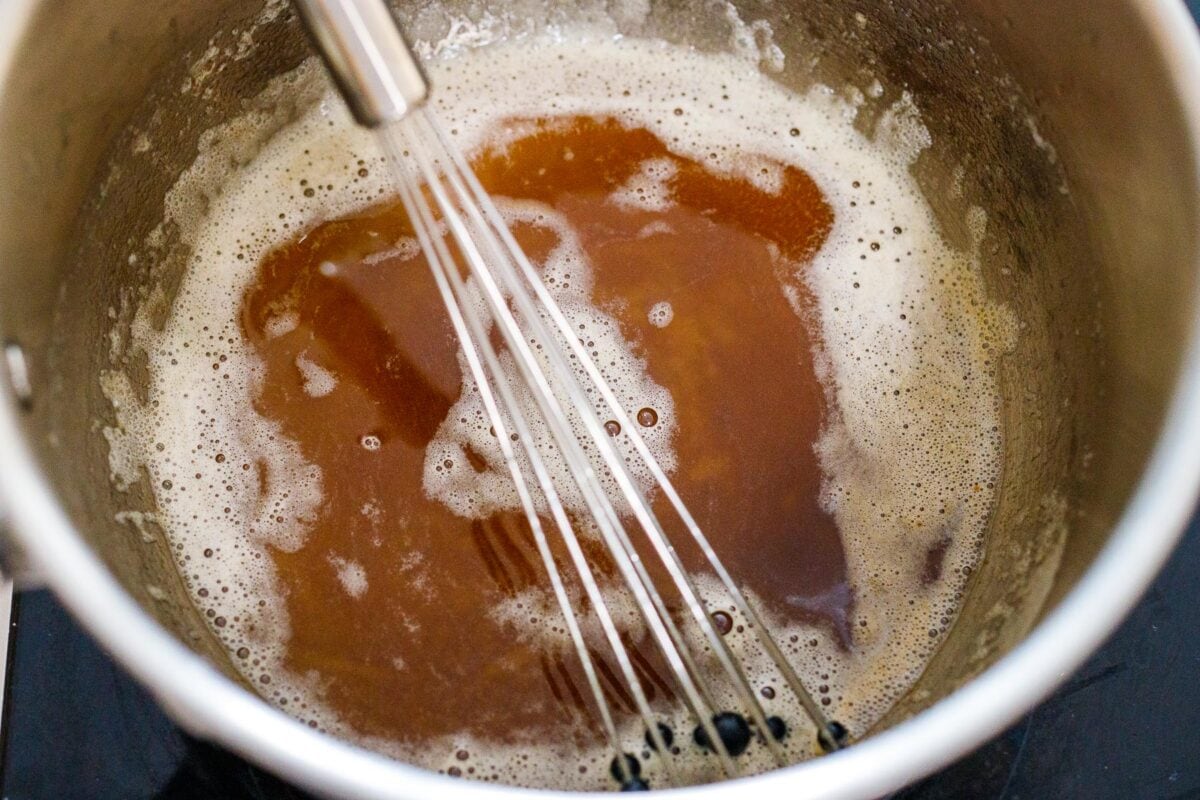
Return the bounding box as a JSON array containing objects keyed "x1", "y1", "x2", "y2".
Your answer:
[{"x1": 5, "y1": 3, "x2": 1200, "y2": 798}]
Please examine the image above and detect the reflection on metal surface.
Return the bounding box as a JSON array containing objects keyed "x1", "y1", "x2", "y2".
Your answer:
[
  {"x1": 3, "y1": 343, "x2": 30, "y2": 410},
  {"x1": 0, "y1": 579, "x2": 12, "y2": 739}
]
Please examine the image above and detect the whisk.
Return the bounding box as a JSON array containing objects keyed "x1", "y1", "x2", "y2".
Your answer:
[{"x1": 293, "y1": 0, "x2": 849, "y2": 788}]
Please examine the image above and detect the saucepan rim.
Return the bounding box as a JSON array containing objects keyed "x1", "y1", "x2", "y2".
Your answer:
[{"x1": 0, "y1": 0, "x2": 1198, "y2": 797}]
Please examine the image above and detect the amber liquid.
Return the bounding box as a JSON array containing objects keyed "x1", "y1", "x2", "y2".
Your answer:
[{"x1": 241, "y1": 117, "x2": 841, "y2": 747}]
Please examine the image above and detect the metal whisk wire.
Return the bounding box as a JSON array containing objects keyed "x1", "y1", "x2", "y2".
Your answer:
[
  {"x1": 386, "y1": 114, "x2": 739, "y2": 781},
  {"x1": 401, "y1": 110, "x2": 791, "y2": 767},
  {"x1": 291, "y1": 0, "x2": 850, "y2": 787},
  {"x1": 386, "y1": 141, "x2": 663, "y2": 787},
  {"x1": 416, "y1": 111, "x2": 842, "y2": 752}
]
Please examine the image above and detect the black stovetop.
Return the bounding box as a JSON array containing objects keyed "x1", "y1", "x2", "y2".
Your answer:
[{"x1": 6, "y1": 4, "x2": 1200, "y2": 795}]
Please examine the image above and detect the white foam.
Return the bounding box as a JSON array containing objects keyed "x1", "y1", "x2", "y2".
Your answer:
[
  {"x1": 637, "y1": 220, "x2": 674, "y2": 239},
  {"x1": 103, "y1": 26, "x2": 1015, "y2": 792},
  {"x1": 295, "y1": 352, "x2": 337, "y2": 397},
  {"x1": 610, "y1": 157, "x2": 677, "y2": 211},
  {"x1": 361, "y1": 236, "x2": 422, "y2": 265},
  {"x1": 264, "y1": 310, "x2": 299, "y2": 338},
  {"x1": 394, "y1": 236, "x2": 421, "y2": 261},
  {"x1": 329, "y1": 556, "x2": 369, "y2": 598},
  {"x1": 648, "y1": 301, "x2": 674, "y2": 328}
]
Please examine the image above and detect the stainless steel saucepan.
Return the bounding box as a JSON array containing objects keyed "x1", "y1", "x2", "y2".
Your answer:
[{"x1": 0, "y1": 1, "x2": 1198, "y2": 797}]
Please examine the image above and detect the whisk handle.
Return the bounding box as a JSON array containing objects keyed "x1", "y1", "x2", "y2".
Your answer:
[{"x1": 291, "y1": 0, "x2": 429, "y2": 127}]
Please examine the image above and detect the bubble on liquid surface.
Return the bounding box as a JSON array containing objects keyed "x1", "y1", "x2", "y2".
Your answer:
[{"x1": 648, "y1": 301, "x2": 674, "y2": 328}]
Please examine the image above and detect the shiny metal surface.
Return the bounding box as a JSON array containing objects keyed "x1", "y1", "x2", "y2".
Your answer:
[
  {"x1": 0, "y1": 576, "x2": 12, "y2": 738},
  {"x1": 292, "y1": 0, "x2": 428, "y2": 126},
  {"x1": 0, "y1": 1, "x2": 1196, "y2": 798}
]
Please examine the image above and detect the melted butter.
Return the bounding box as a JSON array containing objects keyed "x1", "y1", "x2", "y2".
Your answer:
[{"x1": 241, "y1": 116, "x2": 841, "y2": 744}]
